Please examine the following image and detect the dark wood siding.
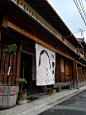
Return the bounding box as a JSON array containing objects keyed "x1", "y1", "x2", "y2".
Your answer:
[
  {"x1": 55, "y1": 55, "x2": 61, "y2": 82},
  {"x1": 0, "y1": 34, "x2": 21, "y2": 85},
  {"x1": 65, "y1": 61, "x2": 72, "y2": 82}
]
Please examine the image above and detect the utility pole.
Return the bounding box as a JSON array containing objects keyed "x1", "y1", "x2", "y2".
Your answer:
[
  {"x1": 74, "y1": 28, "x2": 86, "y2": 39},
  {"x1": 77, "y1": 28, "x2": 86, "y2": 39}
]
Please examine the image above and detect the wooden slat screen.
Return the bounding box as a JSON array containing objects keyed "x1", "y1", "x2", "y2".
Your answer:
[
  {"x1": 78, "y1": 74, "x2": 86, "y2": 82},
  {"x1": 0, "y1": 34, "x2": 20, "y2": 85},
  {"x1": 77, "y1": 67, "x2": 82, "y2": 75}
]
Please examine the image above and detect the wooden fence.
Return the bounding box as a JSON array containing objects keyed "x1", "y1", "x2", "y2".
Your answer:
[
  {"x1": 78, "y1": 74, "x2": 86, "y2": 82},
  {"x1": 0, "y1": 34, "x2": 21, "y2": 85}
]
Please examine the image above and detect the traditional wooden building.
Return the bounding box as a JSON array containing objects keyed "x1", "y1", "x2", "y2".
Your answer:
[
  {"x1": 76, "y1": 38, "x2": 86, "y2": 88},
  {"x1": 0, "y1": 0, "x2": 86, "y2": 93}
]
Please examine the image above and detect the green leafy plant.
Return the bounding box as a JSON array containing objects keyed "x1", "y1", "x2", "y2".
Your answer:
[
  {"x1": 3, "y1": 44, "x2": 17, "y2": 57},
  {"x1": 16, "y1": 78, "x2": 27, "y2": 91},
  {"x1": 16, "y1": 78, "x2": 27, "y2": 101}
]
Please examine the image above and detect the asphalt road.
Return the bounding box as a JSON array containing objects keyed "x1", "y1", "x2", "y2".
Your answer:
[{"x1": 39, "y1": 90, "x2": 86, "y2": 115}]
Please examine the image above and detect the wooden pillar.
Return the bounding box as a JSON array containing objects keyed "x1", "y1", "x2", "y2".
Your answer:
[
  {"x1": 73, "y1": 60, "x2": 77, "y2": 81},
  {"x1": 76, "y1": 62, "x2": 78, "y2": 82},
  {"x1": 0, "y1": 9, "x2": 9, "y2": 84},
  {"x1": 73, "y1": 60, "x2": 78, "y2": 88},
  {"x1": 55, "y1": 54, "x2": 61, "y2": 83},
  {"x1": 0, "y1": 29, "x2": 1, "y2": 60},
  {"x1": 64, "y1": 61, "x2": 66, "y2": 82},
  {"x1": 30, "y1": 56, "x2": 32, "y2": 89},
  {"x1": 2, "y1": 8, "x2": 9, "y2": 28},
  {"x1": 0, "y1": 29, "x2": 1, "y2": 84},
  {"x1": 16, "y1": 41, "x2": 21, "y2": 85}
]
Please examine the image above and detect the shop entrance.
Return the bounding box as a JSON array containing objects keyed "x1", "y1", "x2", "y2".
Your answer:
[
  {"x1": 20, "y1": 52, "x2": 41, "y2": 95},
  {"x1": 20, "y1": 52, "x2": 32, "y2": 89}
]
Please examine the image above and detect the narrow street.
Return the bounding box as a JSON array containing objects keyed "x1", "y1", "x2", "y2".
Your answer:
[
  {"x1": 39, "y1": 90, "x2": 86, "y2": 115},
  {"x1": 0, "y1": 1, "x2": 86, "y2": 115}
]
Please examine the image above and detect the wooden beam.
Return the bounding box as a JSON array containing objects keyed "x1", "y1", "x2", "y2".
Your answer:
[
  {"x1": 76, "y1": 60, "x2": 86, "y2": 67},
  {"x1": 7, "y1": 21, "x2": 73, "y2": 60},
  {"x1": 64, "y1": 34, "x2": 72, "y2": 39},
  {"x1": 2, "y1": 9, "x2": 9, "y2": 28}
]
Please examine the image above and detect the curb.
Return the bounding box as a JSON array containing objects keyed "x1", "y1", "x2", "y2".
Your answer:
[{"x1": 0, "y1": 86, "x2": 86, "y2": 115}]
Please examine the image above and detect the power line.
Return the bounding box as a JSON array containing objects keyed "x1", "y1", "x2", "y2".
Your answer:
[
  {"x1": 78, "y1": 0, "x2": 86, "y2": 20},
  {"x1": 73, "y1": 0, "x2": 85, "y2": 23},
  {"x1": 73, "y1": 0, "x2": 86, "y2": 25}
]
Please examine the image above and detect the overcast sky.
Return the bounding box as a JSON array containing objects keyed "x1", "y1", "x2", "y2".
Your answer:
[{"x1": 47, "y1": 0, "x2": 86, "y2": 40}]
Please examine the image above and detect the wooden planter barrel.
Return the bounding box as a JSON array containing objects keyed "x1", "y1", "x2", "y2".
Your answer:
[{"x1": 0, "y1": 85, "x2": 19, "y2": 109}]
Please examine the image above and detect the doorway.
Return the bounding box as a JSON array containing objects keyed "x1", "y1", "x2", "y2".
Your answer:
[
  {"x1": 20, "y1": 52, "x2": 42, "y2": 95},
  {"x1": 20, "y1": 52, "x2": 32, "y2": 89},
  {"x1": 65, "y1": 62, "x2": 72, "y2": 82}
]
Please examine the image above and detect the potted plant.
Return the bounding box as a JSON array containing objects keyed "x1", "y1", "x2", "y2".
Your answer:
[{"x1": 16, "y1": 78, "x2": 27, "y2": 104}]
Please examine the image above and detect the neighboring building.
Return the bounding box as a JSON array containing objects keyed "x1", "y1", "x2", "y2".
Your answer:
[
  {"x1": 0, "y1": 0, "x2": 86, "y2": 93},
  {"x1": 76, "y1": 38, "x2": 86, "y2": 88}
]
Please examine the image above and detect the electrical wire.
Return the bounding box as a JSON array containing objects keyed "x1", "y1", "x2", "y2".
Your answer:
[
  {"x1": 73, "y1": 0, "x2": 86, "y2": 25},
  {"x1": 78, "y1": 0, "x2": 86, "y2": 20}
]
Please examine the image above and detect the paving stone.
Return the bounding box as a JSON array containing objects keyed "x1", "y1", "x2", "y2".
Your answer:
[{"x1": 0, "y1": 86, "x2": 86, "y2": 115}]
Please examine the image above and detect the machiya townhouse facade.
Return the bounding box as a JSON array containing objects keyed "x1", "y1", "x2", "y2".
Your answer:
[{"x1": 0, "y1": 0, "x2": 86, "y2": 95}]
